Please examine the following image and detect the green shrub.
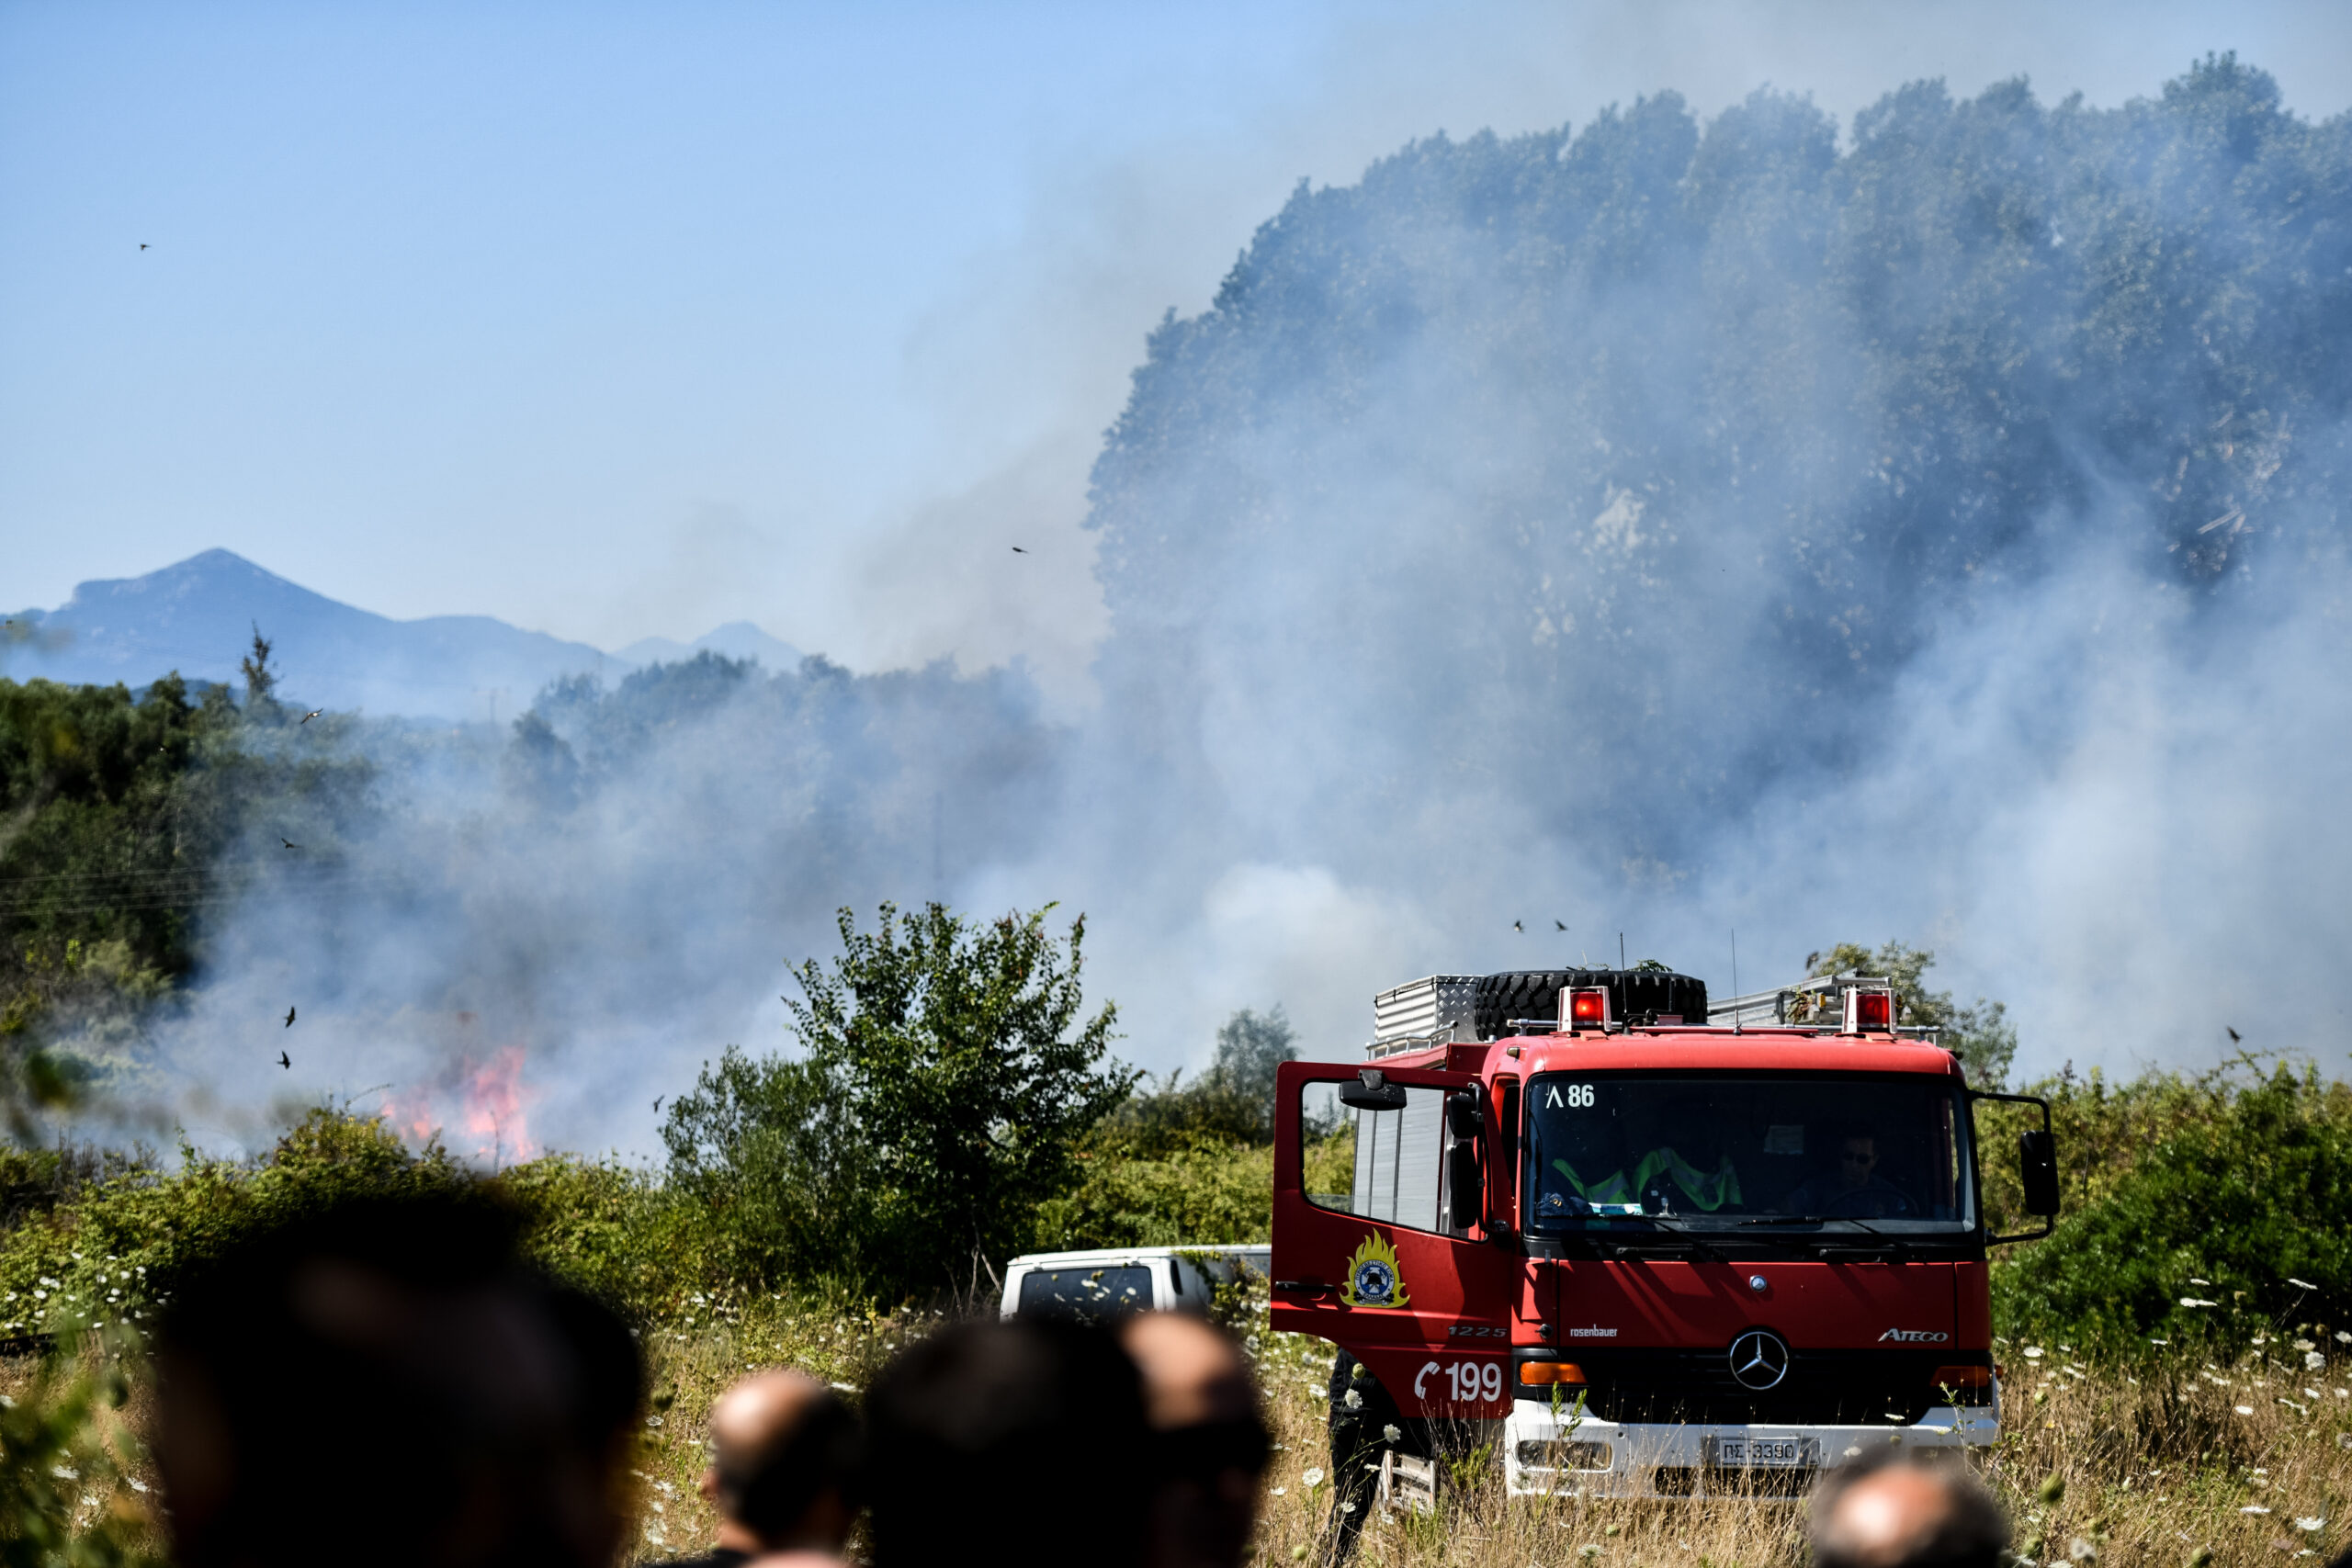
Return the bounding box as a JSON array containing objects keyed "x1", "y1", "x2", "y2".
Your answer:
[{"x1": 1992, "y1": 1060, "x2": 2352, "y2": 1349}]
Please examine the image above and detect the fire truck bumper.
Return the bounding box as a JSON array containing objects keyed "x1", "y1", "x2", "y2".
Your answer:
[{"x1": 1501, "y1": 1398, "x2": 2000, "y2": 1499}]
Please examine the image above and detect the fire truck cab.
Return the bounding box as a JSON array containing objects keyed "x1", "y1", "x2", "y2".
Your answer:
[{"x1": 1268, "y1": 967, "x2": 2059, "y2": 1501}]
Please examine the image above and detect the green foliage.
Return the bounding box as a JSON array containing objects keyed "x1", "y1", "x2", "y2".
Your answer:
[
  {"x1": 0, "y1": 1111, "x2": 469, "y2": 1337},
  {"x1": 657, "y1": 1045, "x2": 869, "y2": 1294},
  {"x1": 0, "y1": 1350, "x2": 153, "y2": 1568},
  {"x1": 1806, "y1": 940, "x2": 2018, "y2": 1088},
  {"x1": 664, "y1": 901, "x2": 1133, "y2": 1301},
  {"x1": 1102, "y1": 1005, "x2": 1298, "y2": 1152},
  {"x1": 1035, "y1": 1139, "x2": 1274, "y2": 1249},
  {"x1": 235, "y1": 625, "x2": 276, "y2": 709},
  {"x1": 1989, "y1": 1058, "x2": 2352, "y2": 1350},
  {"x1": 0, "y1": 675, "x2": 376, "y2": 1121}
]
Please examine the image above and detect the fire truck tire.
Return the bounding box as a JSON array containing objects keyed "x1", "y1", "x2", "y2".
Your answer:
[
  {"x1": 1471, "y1": 971, "x2": 1573, "y2": 1038},
  {"x1": 1325, "y1": 1350, "x2": 1415, "y2": 1563}
]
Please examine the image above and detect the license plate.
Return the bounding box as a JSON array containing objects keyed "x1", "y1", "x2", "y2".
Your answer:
[{"x1": 1707, "y1": 1436, "x2": 1815, "y2": 1470}]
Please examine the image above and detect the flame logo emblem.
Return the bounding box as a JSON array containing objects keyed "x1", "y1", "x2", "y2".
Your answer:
[{"x1": 1341, "y1": 1234, "x2": 1409, "y2": 1309}]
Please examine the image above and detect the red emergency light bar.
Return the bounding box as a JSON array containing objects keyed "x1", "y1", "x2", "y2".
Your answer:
[
  {"x1": 1565, "y1": 987, "x2": 1611, "y2": 1026},
  {"x1": 1843, "y1": 986, "x2": 1895, "y2": 1032}
]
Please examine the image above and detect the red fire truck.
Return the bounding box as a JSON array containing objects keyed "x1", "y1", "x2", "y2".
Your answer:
[{"x1": 1268, "y1": 966, "x2": 2059, "y2": 1503}]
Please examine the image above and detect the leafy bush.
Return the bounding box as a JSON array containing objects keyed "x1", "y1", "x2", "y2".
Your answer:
[
  {"x1": 1991, "y1": 1059, "x2": 2352, "y2": 1349},
  {"x1": 662, "y1": 902, "x2": 1134, "y2": 1302}
]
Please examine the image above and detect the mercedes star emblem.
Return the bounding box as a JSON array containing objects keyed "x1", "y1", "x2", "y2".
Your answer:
[{"x1": 1728, "y1": 1329, "x2": 1792, "y2": 1391}]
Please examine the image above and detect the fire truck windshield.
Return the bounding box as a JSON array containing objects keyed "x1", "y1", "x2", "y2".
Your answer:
[{"x1": 1522, "y1": 1073, "x2": 1974, "y2": 1232}]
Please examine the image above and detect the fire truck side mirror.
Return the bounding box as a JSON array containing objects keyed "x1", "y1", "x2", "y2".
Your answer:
[
  {"x1": 1445, "y1": 1137, "x2": 1481, "y2": 1235},
  {"x1": 2018, "y1": 1129, "x2": 2060, "y2": 1216},
  {"x1": 1444, "y1": 1088, "x2": 1483, "y2": 1139},
  {"x1": 1339, "y1": 1068, "x2": 1408, "y2": 1111}
]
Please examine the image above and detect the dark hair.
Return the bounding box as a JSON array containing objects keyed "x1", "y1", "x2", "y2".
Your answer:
[
  {"x1": 1812, "y1": 1449, "x2": 2009, "y2": 1568},
  {"x1": 153, "y1": 1189, "x2": 640, "y2": 1568},
  {"x1": 863, "y1": 1318, "x2": 1150, "y2": 1568},
  {"x1": 716, "y1": 1385, "x2": 862, "y2": 1538}
]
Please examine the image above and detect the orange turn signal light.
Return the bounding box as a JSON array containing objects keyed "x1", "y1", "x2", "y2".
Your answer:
[
  {"x1": 1928, "y1": 1364, "x2": 1993, "y2": 1388},
  {"x1": 1518, "y1": 1361, "x2": 1587, "y2": 1386}
]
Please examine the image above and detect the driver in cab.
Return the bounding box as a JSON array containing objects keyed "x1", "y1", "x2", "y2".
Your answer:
[
  {"x1": 1542, "y1": 1109, "x2": 1743, "y2": 1217},
  {"x1": 1780, "y1": 1130, "x2": 1913, "y2": 1218}
]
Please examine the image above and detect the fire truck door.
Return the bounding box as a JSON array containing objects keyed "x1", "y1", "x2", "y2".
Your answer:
[{"x1": 1272, "y1": 1061, "x2": 1517, "y2": 1422}]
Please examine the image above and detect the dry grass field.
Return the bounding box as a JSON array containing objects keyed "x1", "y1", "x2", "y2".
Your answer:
[
  {"x1": 619, "y1": 1297, "x2": 2352, "y2": 1568},
  {"x1": 2, "y1": 1288, "x2": 2343, "y2": 1567}
]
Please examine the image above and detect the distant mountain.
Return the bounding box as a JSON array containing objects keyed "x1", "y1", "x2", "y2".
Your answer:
[
  {"x1": 2, "y1": 550, "x2": 799, "y2": 720},
  {"x1": 614, "y1": 621, "x2": 801, "y2": 671}
]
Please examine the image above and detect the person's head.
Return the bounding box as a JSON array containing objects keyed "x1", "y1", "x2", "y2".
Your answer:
[
  {"x1": 1838, "y1": 1133, "x2": 1880, "y2": 1191},
  {"x1": 1811, "y1": 1450, "x2": 2008, "y2": 1568},
  {"x1": 153, "y1": 1188, "x2": 641, "y2": 1568},
  {"x1": 696, "y1": 1370, "x2": 859, "y2": 1556},
  {"x1": 1119, "y1": 1314, "x2": 1269, "y2": 1568},
  {"x1": 863, "y1": 1317, "x2": 1150, "y2": 1568}
]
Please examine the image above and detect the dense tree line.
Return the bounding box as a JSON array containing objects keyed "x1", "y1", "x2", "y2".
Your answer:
[{"x1": 1087, "y1": 55, "x2": 2352, "y2": 865}]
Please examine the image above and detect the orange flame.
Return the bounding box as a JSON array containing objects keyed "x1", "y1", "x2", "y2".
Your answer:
[
  {"x1": 463, "y1": 1047, "x2": 538, "y2": 1164},
  {"x1": 378, "y1": 1045, "x2": 539, "y2": 1167}
]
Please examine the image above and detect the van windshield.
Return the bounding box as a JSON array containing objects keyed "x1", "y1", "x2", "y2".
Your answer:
[
  {"x1": 1015, "y1": 1264, "x2": 1154, "y2": 1322},
  {"x1": 1522, "y1": 1073, "x2": 1973, "y2": 1232}
]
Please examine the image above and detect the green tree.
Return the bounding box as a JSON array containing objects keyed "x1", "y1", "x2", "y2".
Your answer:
[
  {"x1": 236, "y1": 623, "x2": 277, "y2": 711},
  {"x1": 665, "y1": 901, "x2": 1132, "y2": 1301},
  {"x1": 1806, "y1": 941, "x2": 2018, "y2": 1088}
]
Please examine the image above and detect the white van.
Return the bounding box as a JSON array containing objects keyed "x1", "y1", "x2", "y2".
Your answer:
[{"x1": 999, "y1": 1246, "x2": 1272, "y2": 1323}]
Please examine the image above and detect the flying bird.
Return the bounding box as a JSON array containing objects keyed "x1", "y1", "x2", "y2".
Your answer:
[
  {"x1": 652, "y1": 1096, "x2": 664, "y2": 1114},
  {"x1": 1011, "y1": 546, "x2": 1028, "y2": 554},
  {"x1": 280, "y1": 837, "x2": 300, "y2": 850},
  {"x1": 1554, "y1": 919, "x2": 1567, "y2": 931},
  {"x1": 278, "y1": 1051, "x2": 290, "y2": 1069},
  {"x1": 140, "y1": 243, "x2": 150, "y2": 252},
  {"x1": 2227, "y1": 1026, "x2": 2241, "y2": 1042},
  {"x1": 1512, "y1": 919, "x2": 1524, "y2": 932},
  {"x1": 300, "y1": 709, "x2": 322, "y2": 724},
  {"x1": 283, "y1": 1006, "x2": 296, "y2": 1027}
]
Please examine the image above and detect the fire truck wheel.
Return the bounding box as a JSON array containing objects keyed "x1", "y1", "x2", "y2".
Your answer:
[{"x1": 1324, "y1": 1350, "x2": 1409, "y2": 1563}]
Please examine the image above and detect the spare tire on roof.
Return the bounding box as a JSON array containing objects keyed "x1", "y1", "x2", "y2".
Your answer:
[{"x1": 1471, "y1": 967, "x2": 1710, "y2": 1038}]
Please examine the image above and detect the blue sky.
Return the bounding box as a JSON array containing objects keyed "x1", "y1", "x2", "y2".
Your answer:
[{"x1": 6, "y1": 0, "x2": 2349, "y2": 705}]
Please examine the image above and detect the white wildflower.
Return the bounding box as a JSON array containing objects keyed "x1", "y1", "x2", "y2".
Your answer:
[
  {"x1": 1342, "y1": 1388, "x2": 1363, "y2": 1409},
  {"x1": 1270, "y1": 1486, "x2": 1286, "y2": 1496},
  {"x1": 2242, "y1": 1506, "x2": 2271, "y2": 1515},
  {"x1": 128, "y1": 1478, "x2": 147, "y2": 1494},
  {"x1": 2189, "y1": 1277, "x2": 2211, "y2": 1286},
  {"x1": 1301, "y1": 1467, "x2": 1325, "y2": 1488},
  {"x1": 1383, "y1": 1424, "x2": 1402, "y2": 1443},
  {"x1": 2180, "y1": 1298, "x2": 2219, "y2": 1309},
  {"x1": 2024, "y1": 1347, "x2": 2045, "y2": 1359},
  {"x1": 51, "y1": 1466, "x2": 76, "y2": 1480},
  {"x1": 2305, "y1": 1351, "x2": 2326, "y2": 1371},
  {"x1": 2294, "y1": 1338, "x2": 2317, "y2": 1351},
  {"x1": 2234, "y1": 1405, "x2": 2256, "y2": 1416},
  {"x1": 2296, "y1": 1519, "x2": 2326, "y2": 1532},
  {"x1": 2068, "y1": 1537, "x2": 2098, "y2": 1562}
]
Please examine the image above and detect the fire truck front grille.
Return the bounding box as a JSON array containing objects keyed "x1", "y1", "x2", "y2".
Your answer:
[{"x1": 1564, "y1": 1349, "x2": 1965, "y2": 1427}]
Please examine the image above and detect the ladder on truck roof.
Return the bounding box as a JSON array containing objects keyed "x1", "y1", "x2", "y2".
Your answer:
[{"x1": 1365, "y1": 970, "x2": 1941, "y2": 1055}]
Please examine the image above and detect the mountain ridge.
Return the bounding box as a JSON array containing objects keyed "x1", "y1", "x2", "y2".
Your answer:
[{"x1": 4, "y1": 549, "x2": 801, "y2": 720}]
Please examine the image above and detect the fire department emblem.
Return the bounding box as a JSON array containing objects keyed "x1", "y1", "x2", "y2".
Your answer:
[{"x1": 1340, "y1": 1234, "x2": 1409, "y2": 1309}]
